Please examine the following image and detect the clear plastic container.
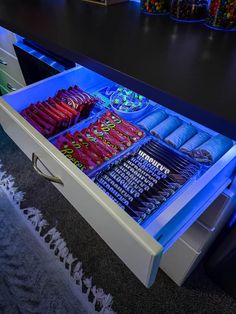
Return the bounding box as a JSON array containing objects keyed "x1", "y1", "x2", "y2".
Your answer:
[
  {"x1": 170, "y1": 0, "x2": 208, "y2": 21},
  {"x1": 140, "y1": 0, "x2": 170, "y2": 15},
  {"x1": 110, "y1": 89, "x2": 150, "y2": 121},
  {"x1": 206, "y1": 0, "x2": 236, "y2": 31}
]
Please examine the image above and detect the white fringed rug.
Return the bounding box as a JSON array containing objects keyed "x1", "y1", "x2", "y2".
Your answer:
[{"x1": 0, "y1": 162, "x2": 116, "y2": 314}]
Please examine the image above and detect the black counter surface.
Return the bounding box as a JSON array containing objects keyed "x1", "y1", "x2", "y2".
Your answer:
[{"x1": 0, "y1": 0, "x2": 235, "y2": 138}]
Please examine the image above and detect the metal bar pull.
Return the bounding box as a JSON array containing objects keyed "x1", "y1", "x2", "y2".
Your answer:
[
  {"x1": 32, "y1": 153, "x2": 63, "y2": 185},
  {"x1": 0, "y1": 58, "x2": 7, "y2": 65},
  {"x1": 7, "y1": 83, "x2": 16, "y2": 92}
]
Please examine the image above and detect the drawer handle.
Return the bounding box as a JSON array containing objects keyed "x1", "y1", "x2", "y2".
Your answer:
[
  {"x1": 7, "y1": 83, "x2": 16, "y2": 92},
  {"x1": 32, "y1": 153, "x2": 63, "y2": 185},
  {"x1": 0, "y1": 58, "x2": 7, "y2": 65}
]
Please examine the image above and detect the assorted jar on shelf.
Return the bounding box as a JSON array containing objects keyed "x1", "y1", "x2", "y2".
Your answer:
[
  {"x1": 140, "y1": 0, "x2": 170, "y2": 15},
  {"x1": 170, "y1": 0, "x2": 208, "y2": 22},
  {"x1": 206, "y1": 0, "x2": 236, "y2": 31},
  {"x1": 140, "y1": 0, "x2": 236, "y2": 31}
]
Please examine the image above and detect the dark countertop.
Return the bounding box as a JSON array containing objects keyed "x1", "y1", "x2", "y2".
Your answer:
[{"x1": 0, "y1": 0, "x2": 235, "y2": 138}]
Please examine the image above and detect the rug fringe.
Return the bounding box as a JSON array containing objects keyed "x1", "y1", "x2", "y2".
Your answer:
[{"x1": 0, "y1": 162, "x2": 116, "y2": 314}]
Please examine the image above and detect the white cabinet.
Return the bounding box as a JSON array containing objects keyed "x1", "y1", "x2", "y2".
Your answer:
[
  {"x1": 0, "y1": 27, "x2": 26, "y2": 91},
  {"x1": 0, "y1": 47, "x2": 26, "y2": 85},
  {"x1": 0, "y1": 66, "x2": 235, "y2": 287}
]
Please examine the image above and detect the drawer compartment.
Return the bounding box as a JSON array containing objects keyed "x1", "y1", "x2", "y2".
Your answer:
[
  {"x1": 0, "y1": 47, "x2": 25, "y2": 85},
  {"x1": 0, "y1": 66, "x2": 235, "y2": 288}
]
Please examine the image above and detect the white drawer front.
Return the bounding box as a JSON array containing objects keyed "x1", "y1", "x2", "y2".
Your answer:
[
  {"x1": 0, "y1": 69, "x2": 23, "y2": 93},
  {"x1": 0, "y1": 47, "x2": 26, "y2": 85},
  {"x1": 0, "y1": 96, "x2": 162, "y2": 288},
  {"x1": 0, "y1": 66, "x2": 235, "y2": 288},
  {"x1": 0, "y1": 27, "x2": 17, "y2": 56}
]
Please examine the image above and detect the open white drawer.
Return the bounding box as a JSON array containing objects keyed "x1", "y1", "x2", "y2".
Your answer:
[{"x1": 0, "y1": 66, "x2": 235, "y2": 288}]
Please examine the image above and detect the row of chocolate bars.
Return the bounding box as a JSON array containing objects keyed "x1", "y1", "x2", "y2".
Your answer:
[
  {"x1": 54, "y1": 111, "x2": 145, "y2": 174},
  {"x1": 95, "y1": 139, "x2": 200, "y2": 224},
  {"x1": 21, "y1": 85, "x2": 97, "y2": 138}
]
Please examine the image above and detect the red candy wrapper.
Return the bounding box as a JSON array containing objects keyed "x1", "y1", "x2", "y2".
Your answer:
[
  {"x1": 25, "y1": 108, "x2": 55, "y2": 136},
  {"x1": 52, "y1": 110, "x2": 145, "y2": 173},
  {"x1": 37, "y1": 102, "x2": 62, "y2": 128},
  {"x1": 21, "y1": 85, "x2": 96, "y2": 138},
  {"x1": 21, "y1": 110, "x2": 49, "y2": 136},
  {"x1": 72, "y1": 86, "x2": 96, "y2": 103},
  {"x1": 74, "y1": 131, "x2": 110, "y2": 161},
  {"x1": 54, "y1": 98, "x2": 80, "y2": 123},
  {"x1": 65, "y1": 132, "x2": 103, "y2": 165},
  {"x1": 66, "y1": 89, "x2": 85, "y2": 104},
  {"x1": 48, "y1": 97, "x2": 75, "y2": 125},
  {"x1": 89, "y1": 124, "x2": 120, "y2": 154},
  {"x1": 58, "y1": 91, "x2": 80, "y2": 108},
  {"x1": 43, "y1": 101, "x2": 69, "y2": 129},
  {"x1": 55, "y1": 136, "x2": 96, "y2": 172},
  {"x1": 99, "y1": 116, "x2": 132, "y2": 147},
  {"x1": 29, "y1": 104, "x2": 57, "y2": 127},
  {"x1": 81, "y1": 129, "x2": 114, "y2": 159},
  {"x1": 91, "y1": 122, "x2": 126, "y2": 152},
  {"x1": 105, "y1": 111, "x2": 144, "y2": 141}
]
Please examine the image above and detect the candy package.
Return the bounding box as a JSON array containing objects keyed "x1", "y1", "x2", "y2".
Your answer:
[
  {"x1": 20, "y1": 85, "x2": 97, "y2": 138},
  {"x1": 53, "y1": 111, "x2": 145, "y2": 174},
  {"x1": 55, "y1": 135, "x2": 97, "y2": 173}
]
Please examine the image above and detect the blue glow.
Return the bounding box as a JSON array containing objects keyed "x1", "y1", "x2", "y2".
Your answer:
[
  {"x1": 228, "y1": 212, "x2": 236, "y2": 228},
  {"x1": 141, "y1": 11, "x2": 169, "y2": 16},
  {"x1": 205, "y1": 24, "x2": 236, "y2": 32},
  {"x1": 14, "y1": 42, "x2": 67, "y2": 72},
  {"x1": 170, "y1": 16, "x2": 207, "y2": 23}
]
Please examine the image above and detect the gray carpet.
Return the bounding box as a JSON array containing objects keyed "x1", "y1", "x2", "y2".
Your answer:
[
  {"x1": 0, "y1": 188, "x2": 88, "y2": 314},
  {"x1": 1, "y1": 125, "x2": 236, "y2": 314}
]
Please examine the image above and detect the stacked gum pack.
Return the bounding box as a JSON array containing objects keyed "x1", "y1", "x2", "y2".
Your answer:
[
  {"x1": 21, "y1": 85, "x2": 97, "y2": 138},
  {"x1": 55, "y1": 111, "x2": 144, "y2": 174},
  {"x1": 95, "y1": 140, "x2": 200, "y2": 224}
]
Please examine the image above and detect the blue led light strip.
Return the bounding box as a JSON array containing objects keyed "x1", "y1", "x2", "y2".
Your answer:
[{"x1": 228, "y1": 211, "x2": 236, "y2": 228}]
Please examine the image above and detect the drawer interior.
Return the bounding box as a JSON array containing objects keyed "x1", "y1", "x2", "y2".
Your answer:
[{"x1": 2, "y1": 65, "x2": 236, "y2": 253}]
